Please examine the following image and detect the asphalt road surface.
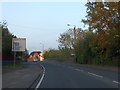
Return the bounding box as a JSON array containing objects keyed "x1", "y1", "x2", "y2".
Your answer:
[{"x1": 38, "y1": 60, "x2": 119, "y2": 88}]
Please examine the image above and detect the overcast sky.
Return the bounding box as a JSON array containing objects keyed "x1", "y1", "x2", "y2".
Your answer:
[{"x1": 1, "y1": 2, "x2": 87, "y2": 53}]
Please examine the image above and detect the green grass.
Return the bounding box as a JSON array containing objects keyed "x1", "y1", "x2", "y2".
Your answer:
[{"x1": 3, "y1": 64, "x2": 25, "y2": 70}]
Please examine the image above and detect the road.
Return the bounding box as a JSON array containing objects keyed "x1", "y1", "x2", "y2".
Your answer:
[{"x1": 37, "y1": 60, "x2": 119, "y2": 88}]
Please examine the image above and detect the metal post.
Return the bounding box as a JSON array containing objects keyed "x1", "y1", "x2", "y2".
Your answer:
[
  {"x1": 40, "y1": 43, "x2": 44, "y2": 52},
  {"x1": 21, "y1": 51, "x2": 24, "y2": 61},
  {"x1": 43, "y1": 44, "x2": 44, "y2": 52},
  {"x1": 0, "y1": 27, "x2": 1, "y2": 56},
  {"x1": 13, "y1": 43, "x2": 16, "y2": 67}
]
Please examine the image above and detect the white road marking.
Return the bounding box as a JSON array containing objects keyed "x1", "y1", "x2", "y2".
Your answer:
[
  {"x1": 88, "y1": 72, "x2": 103, "y2": 78},
  {"x1": 35, "y1": 64, "x2": 45, "y2": 90},
  {"x1": 75, "y1": 69, "x2": 84, "y2": 72},
  {"x1": 113, "y1": 81, "x2": 120, "y2": 84}
]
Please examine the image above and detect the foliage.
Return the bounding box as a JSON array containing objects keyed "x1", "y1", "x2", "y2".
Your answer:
[
  {"x1": 58, "y1": 29, "x2": 74, "y2": 50},
  {"x1": 57, "y1": 2, "x2": 120, "y2": 66},
  {"x1": 1, "y1": 20, "x2": 29, "y2": 61},
  {"x1": 1, "y1": 21, "x2": 15, "y2": 59},
  {"x1": 44, "y1": 48, "x2": 72, "y2": 61},
  {"x1": 81, "y1": 2, "x2": 120, "y2": 66}
]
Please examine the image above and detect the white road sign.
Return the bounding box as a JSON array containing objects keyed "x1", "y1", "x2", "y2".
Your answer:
[{"x1": 12, "y1": 38, "x2": 26, "y2": 52}]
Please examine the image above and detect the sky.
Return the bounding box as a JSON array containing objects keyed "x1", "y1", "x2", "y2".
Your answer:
[{"x1": 1, "y1": 1, "x2": 87, "y2": 53}]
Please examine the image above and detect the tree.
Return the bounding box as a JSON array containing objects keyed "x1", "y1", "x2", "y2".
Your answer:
[
  {"x1": 1, "y1": 21, "x2": 15, "y2": 60},
  {"x1": 82, "y1": 1, "x2": 120, "y2": 65},
  {"x1": 1, "y1": 20, "x2": 29, "y2": 61},
  {"x1": 58, "y1": 29, "x2": 74, "y2": 50}
]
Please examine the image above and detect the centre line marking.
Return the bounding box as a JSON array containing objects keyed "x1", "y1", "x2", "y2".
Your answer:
[
  {"x1": 113, "y1": 81, "x2": 120, "y2": 84},
  {"x1": 88, "y1": 72, "x2": 103, "y2": 78}
]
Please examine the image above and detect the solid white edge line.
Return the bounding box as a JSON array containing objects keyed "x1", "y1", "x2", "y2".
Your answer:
[
  {"x1": 35, "y1": 64, "x2": 45, "y2": 90},
  {"x1": 113, "y1": 81, "x2": 120, "y2": 84},
  {"x1": 88, "y1": 72, "x2": 103, "y2": 78}
]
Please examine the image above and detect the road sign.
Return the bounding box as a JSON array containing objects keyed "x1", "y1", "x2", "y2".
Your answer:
[{"x1": 12, "y1": 38, "x2": 26, "y2": 52}]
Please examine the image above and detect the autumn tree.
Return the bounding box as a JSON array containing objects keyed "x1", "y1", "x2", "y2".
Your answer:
[
  {"x1": 57, "y1": 1, "x2": 120, "y2": 65},
  {"x1": 82, "y1": 1, "x2": 120, "y2": 65}
]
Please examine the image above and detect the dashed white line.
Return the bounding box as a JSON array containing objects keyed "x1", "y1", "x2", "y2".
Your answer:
[
  {"x1": 75, "y1": 69, "x2": 84, "y2": 72},
  {"x1": 88, "y1": 72, "x2": 103, "y2": 78},
  {"x1": 113, "y1": 81, "x2": 120, "y2": 84},
  {"x1": 35, "y1": 65, "x2": 45, "y2": 90}
]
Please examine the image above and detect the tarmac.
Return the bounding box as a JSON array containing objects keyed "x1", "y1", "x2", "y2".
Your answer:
[{"x1": 2, "y1": 61, "x2": 43, "y2": 89}]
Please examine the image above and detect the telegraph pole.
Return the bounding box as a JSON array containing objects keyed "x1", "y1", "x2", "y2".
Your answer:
[{"x1": 67, "y1": 24, "x2": 77, "y2": 63}]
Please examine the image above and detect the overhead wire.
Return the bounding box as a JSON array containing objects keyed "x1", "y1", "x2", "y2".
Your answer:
[{"x1": 8, "y1": 23, "x2": 42, "y2": 30}]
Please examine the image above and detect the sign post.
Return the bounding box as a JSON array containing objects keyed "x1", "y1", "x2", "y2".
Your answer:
[
  {"x1": 12, "y1": 38, "x2": 26, "y2": 66},
  {"x1": 13, "y1": 48, "x2": 16, "y2": 67}
]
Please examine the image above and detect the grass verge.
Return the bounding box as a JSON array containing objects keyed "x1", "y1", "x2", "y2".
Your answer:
[{"x1": 2, "y1": 64, "x2": 25, "y2": 70}]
